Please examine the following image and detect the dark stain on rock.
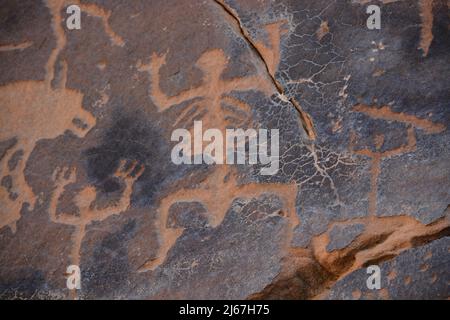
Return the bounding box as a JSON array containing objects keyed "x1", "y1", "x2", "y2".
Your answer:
[
  {"x1": 84, "y1": 106, "x2": 174, "y2": 204},
  {"x1": 0, "y1": 268, "x2": 46, "y2": 299}
]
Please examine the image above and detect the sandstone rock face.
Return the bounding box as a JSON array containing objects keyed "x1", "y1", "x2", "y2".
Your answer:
[{"x1": 0, "y1": 0, "x2": 448, "y2": 299}]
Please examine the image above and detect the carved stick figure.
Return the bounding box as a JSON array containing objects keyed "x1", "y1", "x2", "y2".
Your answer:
[
  {"x1": 351, "y1": 104, "x2": 445, "y2": 216},
  {"x1": 49, "y1": 160, "x2": 144, "y2": 267},
  {"x1": 138, "y1": 49, "x2": 273, "y2": 132},
  {"x1": 135, "y1": 22, "x2": 294, "y2": 271},
  {"x1": 137, "y1": 21, "x2": 288, "y2": 131}
]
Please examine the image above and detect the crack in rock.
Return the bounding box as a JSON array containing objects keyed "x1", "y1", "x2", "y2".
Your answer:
[{"x1": 213, "y1": 0, "x2": 317, "y2": 140}]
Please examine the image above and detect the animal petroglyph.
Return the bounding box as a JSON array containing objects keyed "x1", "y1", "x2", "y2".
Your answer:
[
  {"x1": 351, "y1": 104, "x2": 446, "y2": 216},
  {"x1": 65, "y1": 0, "x2": 124, "y2": 47},
  {"x1": 0, "y1": 79, "x2": 95, "y2": 233},
  {"x1": 48, "y1": 0, "x2": 124, "y2": 47},
  {"x1": 139, "y1": 166, "x2": 299, "y2": 272},
  {"x1": 0, "y1": 0, "x2": 115, "y2": 233},
  {"x1": 49, "y1": 160, "x2": 144, "y2": 267},
  {"x1": 0, "y1": 0, "x2": 123, "y2": 233},
  {"x1": 44, "y1": 0, "x2": 123, "y2": 84}
]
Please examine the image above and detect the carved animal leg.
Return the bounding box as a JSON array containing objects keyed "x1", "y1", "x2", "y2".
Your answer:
[
  {"x1": 139, "y1": 182, "x2": 299, "y2": 272},
  {"x1": 138, "y1": 200, "x2": 184, "y2": 272},
  {"x1": 0, "y1": 183, "x2": 21, "y2": 233},
  {"x1": 0, "y1": 144, "x2": 31, "y2": 233},
  {"x1": 138, "y1": 185, "x2": 216, "y2": 272},
  {"x1": 12, "y1": 149, "x2": 36, "y2": 211}
]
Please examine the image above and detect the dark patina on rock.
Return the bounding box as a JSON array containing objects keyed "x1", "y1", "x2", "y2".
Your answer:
[{"x1": 0, "y1": 0, "x2": 448, "y2": 299}]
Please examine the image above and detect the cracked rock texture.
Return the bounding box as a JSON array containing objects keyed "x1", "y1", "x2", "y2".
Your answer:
[{"x1": 0, "y1": 0, "x2": 449, "y2": 299}]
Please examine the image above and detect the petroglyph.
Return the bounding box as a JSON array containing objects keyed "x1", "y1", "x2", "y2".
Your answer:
[
  {"x1": 136, "y1": 29, "x2": 304, "y2": 272},
  {"x1": 0, "y1": 41, "x2": 33, "y2": 52},
  {"x1": 1, "y1": 0, "x2": 448, "y2": 301},
  {"x1": 0, "y1": 0, "x2": 106, "y2": 233},
  {"x1": 71, "y1": 0, "x2": 124, "y2": 47},
  {"x1": 213, "y1": 0, "x2": 317, "y2": 139},
  {"x1": 48, "y1": 0, "x2": 124, "y2": 47},
  {"x1": 49, "y1": 160, "x2": 144, "y2": 267},
  {"x1": 139, "y1": 165, "x2": 299, "y2": 272},
  {"x1": 138, "y1": 48, "x2": 273, "y2": 132},
  {"x1": 310, "y1": 214, "x2": 450, "y2": 290},
  {"x1": 351, "y1": 104, "x2": 446, "y2": 216},
  {"x1": 254, "y1": 212, "x2": 449, "y2": 300},
  {"x1": 45, "y1": 0, "x2": 123, "y2": 81},
  {"x1": 0, "y1": 81, "x2": 96, "y2": 233},
  {"x1": 355, "y1": 0, "x2": 437, "y2": 57},
  {"x1": 316, "y1": 21, "x2": 330, "y2": 41},
  {"x1": 418, "y1": 0, "x2": 435, "y2": 56},
  {"x1": 253, "y1": 21, "x2": 289, "y2": 78},
  {"x1": 48, "y1": 160, "x2": 143, "y2": 299}
]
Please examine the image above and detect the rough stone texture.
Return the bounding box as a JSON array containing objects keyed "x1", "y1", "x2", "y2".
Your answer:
[
  {"x1": 0, "y1": 0, "x2": 449, "y2": 299},
  {"x1": 326, "y1": 236, "x2": 450, "y2": 300},
  {"x1": 326, "y1": 223, "x2": 365, "y2": 252}
]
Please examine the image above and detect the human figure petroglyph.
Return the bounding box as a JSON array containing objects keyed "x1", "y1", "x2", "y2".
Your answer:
[
  {"x1": 346, "y1": 0, "x2": 437, "y2": 56},
  {"x1": 351, "y1": 104, "x2": 446, "y2": 216},
  {"x1": 49, "y1": 160, "x2": 144, "y2": 267},
  {"x1": 135, "y1": 22, "x2": 298, "y2": 271},
  {"x1": 138, "y1": 48, "x2": 273, "y2": 133},
  {"x1": 137, "y1": 21, "x2": 289, "y2": 131},
  {"x1": 137, "y1": 21, "x2": 285, "y2": 129},
  {"x1": 0, "y1": 0, "x2": 119, "y2": 233},
  {"x1": 139, "y1": 165, "x2": 299, "y2": 272}
]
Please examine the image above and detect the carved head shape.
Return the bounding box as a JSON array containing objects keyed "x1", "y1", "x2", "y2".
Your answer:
[
  {"x1": 0, "y1": 81, "x2": 96, "y2": 143},
  {"x1": 195, "y1": 49, "x2": 228, "y2": 82}
]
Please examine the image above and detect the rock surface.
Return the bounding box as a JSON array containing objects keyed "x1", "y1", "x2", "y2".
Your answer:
[{"x1": 0, "y1": 0, "x2": 448, "y2": 299}]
